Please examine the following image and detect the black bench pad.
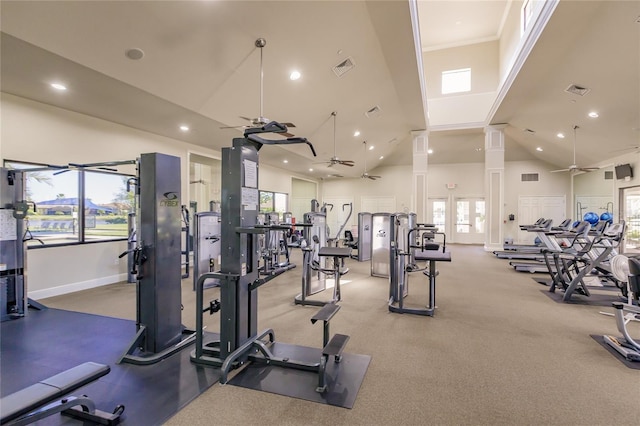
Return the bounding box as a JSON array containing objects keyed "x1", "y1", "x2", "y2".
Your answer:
[
  {"x1": 318, "y1": 247, "x2": 351, "y2": 258},
  {"x1": 0, "y1": 361, "x2": 110, "y2": 422},
  {"x1": 310, "y1": 303, "x2": 341, "y2": 324},
  {"x1": 323, "y1": 334, "x2": 350, "y2": 356}
]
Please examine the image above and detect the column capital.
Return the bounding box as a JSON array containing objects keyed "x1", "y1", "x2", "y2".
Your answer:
[
  {"x1": 484, "y1": 123, "x2": 508, "y2": 133},
  {"x1": 411, "y1": 129, "x2": 429, "y2": 138}
]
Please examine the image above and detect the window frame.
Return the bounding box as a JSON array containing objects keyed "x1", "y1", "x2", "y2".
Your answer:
[
  {"x1": 259, "y1": 190, "x2": 288, "y2": 214},
  {"x1": 4, "y1": 159, "x2": 135, "y2": 249},
  {"x1": 441, "y1": 67, "x2": 471, "y2": 95}
]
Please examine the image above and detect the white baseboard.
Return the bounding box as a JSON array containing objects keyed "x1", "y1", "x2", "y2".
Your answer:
[{"x1": 28, "y1": 273, "x2": 128, "y2": 300}]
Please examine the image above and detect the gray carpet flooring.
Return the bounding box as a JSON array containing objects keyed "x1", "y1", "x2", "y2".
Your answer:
[{"x1": 40, "y1": 245, "x2": 640, "y2": 425}]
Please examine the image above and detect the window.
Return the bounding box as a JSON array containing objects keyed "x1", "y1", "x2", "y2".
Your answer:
[
  {"x1": 4, "y1": 160, "x2": 133, "y2": 247},
  {"x1": 259, "y1": 191, "x2": 288, "y2": 214},
  {"x1": 441, "y1": 68, "x2": 471, "y2": 95}
]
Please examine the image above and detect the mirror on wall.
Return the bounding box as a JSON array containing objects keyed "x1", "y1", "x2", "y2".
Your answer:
[
  {"x1": 189, "y1": 153, "x2": 221, "y2": 214},
  {"x1": 572, "y1": 166, "x2": 614, "y2": 222}
]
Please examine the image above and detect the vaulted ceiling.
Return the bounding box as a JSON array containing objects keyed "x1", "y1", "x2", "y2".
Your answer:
[{"x1": 1, "y1": 1, "x2": 638, "y2": 178}]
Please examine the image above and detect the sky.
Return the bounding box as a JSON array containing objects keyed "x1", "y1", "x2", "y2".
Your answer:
[{"x1": 25, "y1": 170, "x2": 127, "y2": 205}]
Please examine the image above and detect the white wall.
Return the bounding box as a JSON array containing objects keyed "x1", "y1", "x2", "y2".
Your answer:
[
  {"x1": 423, "y1": 41, "x2": 499, "y2": 127},
  {"x1": 259, "y1": 163, "x2": 316, "y2": 195},
  {"x1": 1, "y1": 93, "x2": 317, "y2": 297},
  {"x1": 503, "y1": 160, "x2": 572, "y2": 237},
  {"x1": 322, "y1": 165, "x2": 412, "y2": 212},
  {"x1": 499, "y1": 0, "x2": 525, "y2": 82},
  {"x1": 427, "y1": 163, "x2": 485, "y2": 197}
]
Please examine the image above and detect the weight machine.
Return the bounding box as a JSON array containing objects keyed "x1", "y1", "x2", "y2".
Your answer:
[
  {"x1": 347, "y1": 212, "x2": 372, "y2": 262},
  {"x1": 191, "y1": 122, "x2": 352, "y2": 392},
  {"x1": 117, "y1": 153, "x2": 195, "y2": 365},
  {"x1": 294, "y1": 211, "x2": 328, "y2": 305},
  {"x1": 193, "y1": 211, "x2": 221, "y2": 290},
  {"x1": 1, "y1": 167, "x2": 49, "y2": 323},
  {"x1": 1, "y1": 168, "x2": 28, "y2": 322},
  {"x1": 258, "y1": 212, "x2": 294, "y2": 275},
  {"x1": 371, "y1": 213, "x2": 391, "y2": 277},
  {"x1": 388, "y1": 214, "x2": 451, "y2": 317},
  {"x1": 603, "y1": 256, "x2": 640, "y2": 362}
]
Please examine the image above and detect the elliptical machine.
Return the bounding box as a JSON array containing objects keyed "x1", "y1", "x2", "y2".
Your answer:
[{"x1": 603, "y1": 256, "x2": 640, "y2": 362}]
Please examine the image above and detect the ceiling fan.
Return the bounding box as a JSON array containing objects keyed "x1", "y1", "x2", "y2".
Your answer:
[
  {"x1": 550, "y1": 125, "x2": 600, "y2": 173},
  {"x1": 314, "y1": 111, "x2": 355, "y2": 168},
  {"x1": 220, "y1": 38, "x2": 296, "y2": 137},
  {"x1": 361, "y1": 141, "x2": 381, "y2": 180}
]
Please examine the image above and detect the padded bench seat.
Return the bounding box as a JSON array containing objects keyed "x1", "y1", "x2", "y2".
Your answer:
[
  {"x1": 1, "y1": 362, "x2": 110, "y2": 424},
  {"x1": 323, "y1": 333, "x2": 349, "y2": 357}
]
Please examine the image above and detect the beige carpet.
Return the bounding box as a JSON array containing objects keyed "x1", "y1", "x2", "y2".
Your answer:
[{"x1": 40, "y1": 245, "x2": 640, "y2": 425}]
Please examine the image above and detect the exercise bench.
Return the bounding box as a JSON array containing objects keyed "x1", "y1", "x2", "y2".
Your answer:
[
  {"x1": 311, "y1": 303, "x2": 350, "y2": 393},
  {"x1": 0, "y1": 362, "x2": 124, "y2": 426}
]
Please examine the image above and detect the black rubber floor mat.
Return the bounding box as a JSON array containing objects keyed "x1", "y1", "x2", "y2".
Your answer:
[
  {"x1": 541, "y1": 289, "x2": 623, "y2": 306},
  {"x1": 590, "y1": 334, "x2": 640, "y2": 369},
  {"x1": 1, "y1": 308, "x2": 221, "y2": 425},
  {"x1": 227, "y1": 341, "x2": 370, "y2": 409}
]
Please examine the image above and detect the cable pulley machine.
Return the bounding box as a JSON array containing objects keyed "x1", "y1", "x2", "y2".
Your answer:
[{"x1": 191, "y1": 122, "x2": 353, "y2": 392}]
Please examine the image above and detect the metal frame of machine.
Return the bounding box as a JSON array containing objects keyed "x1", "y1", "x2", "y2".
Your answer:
[{"x1": 190, "y1": 122, "x2": 352, "y2": 392}]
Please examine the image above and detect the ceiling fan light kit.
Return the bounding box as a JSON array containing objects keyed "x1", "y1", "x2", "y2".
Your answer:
[
  {"x1": 314, "y1": 111, "x2": 356, "y2": 168},
  {"x1": 219, "y1": 38, "x2": 296, "y2": 137},
  {"x1": 361, "y1": 140, "x2": 381, "y2": 180}
]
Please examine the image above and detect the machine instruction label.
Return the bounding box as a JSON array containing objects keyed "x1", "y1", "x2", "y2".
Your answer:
[
  {"x1": 243, "y1": 159, "x2": 258, "y2": 188},
  {"x1": 241, "y1": 187, "x2": 258, "y2": 211},
  {"x1": 0, "y1": 210, "x2": 17, "y2": 241}
]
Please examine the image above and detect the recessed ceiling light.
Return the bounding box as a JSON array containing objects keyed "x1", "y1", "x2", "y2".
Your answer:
[
  {"x1": 557, "y1": 133, "x2": 565, "y2": 139},
  {"x1": 50, "y1": 83, "x2": 67, "y2": 91},
  {"x1": 283, "y1": 160, "x2": 288, "y2": 164},
  {"x1": 536, "y1": 147, "x2": 543, "y2": 152},
  {"x1": 309, "y1": 168, "x2": 313, "y2": 172},
  {"x1": 353, "y1": 131, "x2": 360, "y2": 137},
  {"x1": 379, "y1": 156, "x2": 384, "y2": 160},
  {"x1": 368, "y1": 145, "x2": 374, "y2": 151},
  {"x1": 475, "y1": 148, "x2": 482, "y2": 152},
  {"x1": 588, "y1": 111, "x2": 599, "y2": 118},
  {"x1": 179, "y1": 125, "x2": 190, "y2": 132},
  {"x1": 427, "y1": 149, "x2": 433, "y2": 154},
  {"x1": 289, "y1": 71, "x2": 301, "y2": 80}
]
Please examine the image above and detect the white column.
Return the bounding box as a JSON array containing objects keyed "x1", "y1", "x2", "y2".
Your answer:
[
  {"x1": 484, "y1": 125, "x2": 506, "y2": 251},
  {"x1": 412, "y1": 130, "x2": 428, "y2": 223}
]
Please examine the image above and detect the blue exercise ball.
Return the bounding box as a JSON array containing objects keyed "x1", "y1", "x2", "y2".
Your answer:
[
  {"x1": 583, "y1": 212, "x2": 599, "y2": 225},
  {"x1": 600, "y1": 212, "x2": 613, "y2": 224}
]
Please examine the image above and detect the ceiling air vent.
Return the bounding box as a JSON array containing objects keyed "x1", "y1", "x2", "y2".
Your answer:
[
  {"x1": 521, "y1": 173, "x2": 539, "y2": 182},
  {"x1": 604, "y1": 170, "x2": 614, "y2": 180},
  {"x1": 332, "y1": 57, "x2": 355, "y2": 78},
  {"x1": 565, "y1": 84, "x2": 591, "y2": 96},
  {"x1": 365, "y1": 105, "x2": 382, "y2": 119}
]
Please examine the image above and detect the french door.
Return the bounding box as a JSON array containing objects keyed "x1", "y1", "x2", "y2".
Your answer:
[{"x1": 453, "y1": 198, "x2": 485, "y2": 244}]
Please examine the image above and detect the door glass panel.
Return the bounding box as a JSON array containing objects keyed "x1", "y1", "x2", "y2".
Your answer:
[
  {"x1": 456, "y1": 201, "x2": 470, "y2": 233},
  {"x1": 475, "y1": 201, "x2": 485, "y2": 234},
  {"x1": 432, "y1": 200, "x2": 446, "y2": 232},
  {"x1": 623, "y1": 189, "x2": 640, "y2": 254}
]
